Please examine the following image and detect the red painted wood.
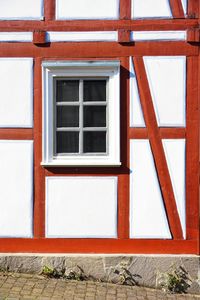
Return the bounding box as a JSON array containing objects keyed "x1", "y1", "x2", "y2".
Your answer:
[
  {"x1": 169, "y1": 0, "x2": 185, "y2": 18},
  {"x1": 187, "y1": 28, "x2": 200, "y2": 43},
  {"x1": 33, "y1": 31, "x2": 46, "y2": 44},
  {"x1": 118, "y1": 29, "x2": 131, "y2": 43},
  {"x1": 0, "y1": 129, "x2": 33, "y2": 139},
  {"x1": 188, "y1": 0, "x2": 199, "y2": 18},
  {"x1": 0, "y1": 19, "x2": 197, "y2": 31},
  {"x1": 118, "y1": 57, "x2": 130, "y2": 239},
  {"x1": 44, "y1": 0, "x2": 55, "y2": 21},
  {"x1": 120, "y1": 0, "x2": 131, "y2": 20},
  {"x1": 199, "y1": 55, "x2": 200, "y2": 256},
  {"x1": 33, "y1": 58, "x2": 45, "y2": 238},
  {"x1": 133, "y1": 57, "x2": 183, "y2": 240},
  {"x1": 186, "y1": 57, "x2": 199, "y2": 243},
  {"x1": 0, "y1": 42, "x2": 196, "y2": 58},
  {"x1": 0, "y1": 238, "x2": 197, "y2": 254},
  {"x1": 129, "y1": 128, "x2": 186, "y2": 139}
]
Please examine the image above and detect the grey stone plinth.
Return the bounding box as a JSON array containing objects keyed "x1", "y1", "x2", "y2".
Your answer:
[{"x1": 0, "y1": 254, "x2": 199, "y2": 294}]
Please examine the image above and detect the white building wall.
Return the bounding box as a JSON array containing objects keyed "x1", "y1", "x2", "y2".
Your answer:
[
  {"x1": 0, "y1": 0, "x2": 43, "y2": 20},
  {"x1": 0, "y1": 141, "x2": 33, "y2": 237},
  {"x1": 46, "y1": 177, "x2": 118, "y2": 238},
  {"x1": 56, "y1": 0, "x2": 119, "y2": 20},
  {"x1": 0, "y1": 58, "x2": 33, "y2": 128}
]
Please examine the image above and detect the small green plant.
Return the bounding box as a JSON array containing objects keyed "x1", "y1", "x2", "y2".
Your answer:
[
  {"x1": 65, "y1": 265, "x2": 94, "y2": 281},
  {"x1": 156, "y1": 265, "x2": 192, "y2": 294},
  {"x1": 113, "y1": 262, "x2": 141, "y2": 286},
  {"x1": 41, "y1": 265, "x2": 95, "y2": 282},
  {"x1": 41, "y1": 265, "x2": 65, "y2": 278}
]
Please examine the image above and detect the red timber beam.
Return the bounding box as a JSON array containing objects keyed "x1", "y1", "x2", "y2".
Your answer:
[
  {"x1": 188, "y1": 0, "x2": 199, "y2": 19},
  {"x1": 120, "y1": 0, "x2": 131, "y2": 20},
  {"x1": 44, "y1": 0, "x2": 55, "y2": 21},
  {"x1": 169, "y1": 0, "x2": 185, "y2": 18},
  {"x1": 132, "y1": 57, "x2": 183, "y2": 240}
]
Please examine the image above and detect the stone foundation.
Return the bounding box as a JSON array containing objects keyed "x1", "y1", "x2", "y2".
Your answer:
[{"x1": 0, "y1": 254, "x2": 199, "y2": 294}]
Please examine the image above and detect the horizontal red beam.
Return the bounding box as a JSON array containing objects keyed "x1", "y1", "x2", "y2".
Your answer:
[
  {"x1": 0, "y1": 42, "x2": 196, "y2": 58},
  {"x1": 0, "y1": 239, "x2": 197, "y2": 254},
  {"x1": 0, "y1": 19, "x2": 197, "y2": 31},
  {"x1": 129, "y1": 128, "x2": 186, "y2": 139},
  {"x1": 0, "y1": 129, "x2": 33, "y2": 140}
]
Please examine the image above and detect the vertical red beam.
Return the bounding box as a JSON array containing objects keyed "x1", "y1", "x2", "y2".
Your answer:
[
  {"x1": 120, "y1": 0, "x2": 131, "y2": 20},
  {"x1": 133, "y1": 57, "x2": 183, "y2": 240},
  {"x1": 117, "y1": 57, "x2": 130, "y2": 239},
  {"x1": 169, "y1": 0, "x2": 185, "y2": 18},
  {"x1": 188, "y1": 0, "x2": 199, "y2": 18},
  {"x1": 186, "y1": 57, "x2": 199, "y2": 246},
  {"x1": 33, "y1": 58, "x2": 46, "y2": 238},
  {"x1": 44, "y1": 0, "x2": 55, "y2": 21}
]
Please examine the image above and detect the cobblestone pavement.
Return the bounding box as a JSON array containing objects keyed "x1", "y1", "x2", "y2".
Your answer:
[{"x1": 0, "y1": 272, "x2": 199, "y2": 300}]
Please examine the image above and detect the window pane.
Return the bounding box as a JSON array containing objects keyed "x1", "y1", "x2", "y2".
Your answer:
[
  {"x1": 57, "y1": 106, "x2": 79, "y2": 127},
  {"x1": 56, "y1": 131, "x2": 79, "y2": 153},
  {"x1": 83, "y1": 132, "x2": 106, "y2": 153},
  {"x1": 84, "y1": 106, "x2": 106, "y2": 127},
  {"x1": 56, "y1": 80, "x2": 79, "y2": 102},
  {"x1": 84, "y1": 80, "x2": 106, "y2": 102}
]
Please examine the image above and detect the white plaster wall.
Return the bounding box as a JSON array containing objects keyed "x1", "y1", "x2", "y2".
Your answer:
[
  {"x1": 0, "y1": 32, "x2": 33, "y2": 42},
  {"x1": 46, "y1": 31, "x2": 118, "y2": 42},
  {"x1": 132, "y1": 0, "x2": 172, "y2": 19},
  {"x1": 0, "y1": 58, "x2": 33, "y2": 128},
  {"x1": 129, "y1": 57, "x2": 145, "y2": 127},
  {"x1": 144, "y1": 56, "x2": 186, "y2": 127},
  {"x1": 181, "y1": 0, "x2": 187, "y2": 14},
  {"x1": 130, "y1": 31, "x2": 186, "y2": 42},
  {"x1": 0, "y1": 141, "x2": 33, "y2": 237},
  {"x1": 130, "y1": 140, "x2": 171, "y2": 239},
  {"x1": 162, "y1": 139, "x2": 186, "y2": 238},
  {"x1": 56, "y1": 0, "x2": 119, "y2": 20},
  {"x1": 0, "y1": 0, "x2": 43, "y2": 20},
  {"x1": 46, "y1": 177, "x2": 118, "y2": 238}
]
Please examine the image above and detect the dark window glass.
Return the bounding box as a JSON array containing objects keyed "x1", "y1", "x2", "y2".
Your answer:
[
  {"x1": 57, "y1": 106, "x2": 79, "y2": 127},
  {"x1": 56, "y1": 80, "x2": 79, "y2": 102},
  {"x1": 83, "y1": 132, "x2": 106, "y2": 153},
  {"x1": 84, "y1": 80, "x2": 106, "y2": 102},
  {"x1": 83, "y1": 106, "x2": 106, "y2": 127},
  {"x1": 56, "y1": 131, "x2": 79, "y2": 153}
]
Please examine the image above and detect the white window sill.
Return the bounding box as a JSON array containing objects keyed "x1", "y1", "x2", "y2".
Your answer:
[{"x1": 41, "y1": 161, "x2": 121, "y2": 167}]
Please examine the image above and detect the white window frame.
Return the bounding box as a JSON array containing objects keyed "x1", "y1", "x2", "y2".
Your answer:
[{"x1": 41, "y1": 60, "x2": 120, "y2": 166}]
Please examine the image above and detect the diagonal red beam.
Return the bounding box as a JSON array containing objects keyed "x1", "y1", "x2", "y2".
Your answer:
[
  {"x1": 169, "y1": 0, "x2": 185, "y2": 18},
  {"x1": 132, "y1": 57, "x2": 183, "y2": 240}
]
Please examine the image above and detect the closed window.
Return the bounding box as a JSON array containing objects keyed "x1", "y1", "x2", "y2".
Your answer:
[{"x1": 42, "y1": 61, "x2": 120, "y2": 166}]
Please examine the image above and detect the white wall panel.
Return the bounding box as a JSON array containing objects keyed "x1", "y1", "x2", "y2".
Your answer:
[
  {"x1": 47, "y1": 31, "x2": 118, "y2": 42},
  {"x1": 46, "y1": 177, "x2": 117, "y2": 238},
  {"x1": 162, "y1": 139, "x2": 186, "y2": 238},
  {"x1": 0, "y1": 58, "x2": 33, "y2": 127},
  {"x1": 129, "y1": 57, "x2": 145, "y2": 127},
  {"x1": 0, "y1": 32, "x2": 33, "y2": 42},
  {"x1": 131, "y1": 31, "x2": 186, "y2": 41},
  {"x1": 144, "y1": 56, "x2": 186, "y2": 127},
  {"x1": 0, "y1": 141, "x2": 33, "y2": 237},
  {"x1": 132, "y1": 0, "x2": 172, "y2": 19},
  {"x1": 0, "y1": 0, "x2": 43, "y2": 20},
  {"x1": 56, "y1": 0, "x2": 119, "y2": 20},
  {"x1": 130, "y1": 140, "x2": 171, "y2": 239},
  {"x1": 181, "y1": 0, "x2": 187, "y2": 14}
]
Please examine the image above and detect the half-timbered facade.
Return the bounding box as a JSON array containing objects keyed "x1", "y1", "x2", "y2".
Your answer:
[{"x1": 0, "y1": 0, "x2": 199, "y2": 255}]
